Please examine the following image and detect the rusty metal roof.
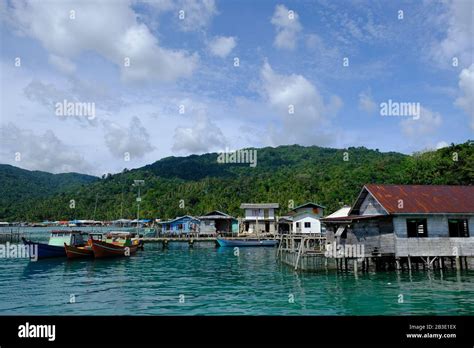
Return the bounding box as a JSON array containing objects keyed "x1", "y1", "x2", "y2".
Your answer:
[{"x1": 364, "y1": 184, "x2": 474, "y2": 214}]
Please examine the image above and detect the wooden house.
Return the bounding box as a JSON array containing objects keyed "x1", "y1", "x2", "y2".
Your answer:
[
  {"x1": 197, "y1": 210, "x2": 238, "y2": 236},
  {"x1": 159, "y1": 215, "x2": 200, "y2": 236},
  {"x1": 321, "y1": 184, "x2": 474, "y2": 263},
  {"x1": 240, "y1": 203, "x2": 279, "y2": 235},
  {"x1": 290, "y1": 202, "x2": 325, "y2": 234}
]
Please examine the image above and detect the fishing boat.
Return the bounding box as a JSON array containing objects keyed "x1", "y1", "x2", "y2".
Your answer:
[
  {"x1": 64, "y1": 233, "x2": 103, "y2": 259},
  {"x1": 91, "y1": 231, "x2": 140, "y2": 258},
  {"x1": 216, "y1": 237, "x2": 278, "y2": 247},
  {"x1": 22, "y1": 230, "x2": 85, "y2": 259}
]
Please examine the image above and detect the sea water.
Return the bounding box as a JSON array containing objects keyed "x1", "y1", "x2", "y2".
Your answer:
[{"x1": 0, "y1": 229, "x2": 472, "y2": 315}]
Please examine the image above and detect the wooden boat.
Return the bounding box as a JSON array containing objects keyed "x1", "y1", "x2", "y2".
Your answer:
[
  {"x1": 64, "y1": 243, "x2": 93, "y2": 258},
  {"x1": 91, "y1": 231, "x2": 140, "y2": 258},
  {"x1": 216, "y1": 237, "x2": 278, "y2": 247},
  {"x1": 22, "y1": 231, "x2": 85, "y2": 259},
  {"x1": 64, "y1": 233, "x2": 104, "y2": 259}
]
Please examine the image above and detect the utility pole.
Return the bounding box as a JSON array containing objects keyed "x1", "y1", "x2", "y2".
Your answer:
[{"x1": 133, "y1": 180, "x2": 145, "y2": 235}]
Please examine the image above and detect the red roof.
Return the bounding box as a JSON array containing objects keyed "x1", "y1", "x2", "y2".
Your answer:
[{"x1": 364, "y1": 184, "x2": 474, "y2": 214}]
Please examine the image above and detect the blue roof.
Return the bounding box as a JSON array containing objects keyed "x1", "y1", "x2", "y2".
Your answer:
[{"x1": 159, "y1": 215, "x2": 200, "y2": 224}]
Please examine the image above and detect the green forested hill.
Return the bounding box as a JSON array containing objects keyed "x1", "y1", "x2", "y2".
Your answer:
[
  {"x1": 0, "y1": 164, "x2": 98, "y2": 219},
  {"x1": 0, "y1": 141, "x2": 472, "y2": 221}
]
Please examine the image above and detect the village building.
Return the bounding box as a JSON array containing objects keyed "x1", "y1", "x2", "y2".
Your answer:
[
  {"x1": 197, "y1": 210, "x2": 239, "y2": 236},
  {"x1": 159, "y1": 215, "x2": 200, "y2": 236},
  {"x1": 321, "y1": 184, "x2": 474, "y2": 267},
  {"x1": 240, "y1": 203, "x2": 279, "y2": 235},
  {"x1": 324, "y1": 205, "x2": 351, "y2": 219},
  {"x1": 278, "y1": 203, "x2": 326, "y2": 234},
  {"x1": 290, "y1": 202, "x2": 325, "y2": 234},
  {"x1": 278, "y1": 216, "x2": 293, "y2": 234}
]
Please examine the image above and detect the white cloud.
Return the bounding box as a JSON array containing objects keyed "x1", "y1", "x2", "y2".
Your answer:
[
  {"x1": 436, "y1": 141, "x2": 449, "y2": 149},
  {"x1": 175, "y1": 0, "x2": 218, "y2": 32},
  {"x1": 271, "y1": 4, "x2": 302, "y2": 51},
  {"x1": 103, "y1": 116, "x2": 155, "y2": 159},
  {"x1": 401, "y1": 107, "x2": 442, "y2": 138},
  {"x1": 455, "y1": 64, "x2": 474, "y2": 130},
  {"x1": 432, "y1": 0, "x2": 473, "y2": 67},
  {"x1": 48, "y1": 54, "x2": 76, "y2": 74},
  {"x1": 0, "y1": 123, "x2": 93, "y2": 173},
  {"x1": 208, "y1": 36, "x2": 236, "y2": 58},
  {"x1": 6, "y1": 0, "x2": 198, "y2": 82},
  {"x1": 358, "y1": 89, "x2": 376, "y2": 114},
  {"x1": 260, "y1": 61, "x2": 341, "y2": 145},
  {"x1": 172, "y1": 113, "x2": 226, "y2": 153}
]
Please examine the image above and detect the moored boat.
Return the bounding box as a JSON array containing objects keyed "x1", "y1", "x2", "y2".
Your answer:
[
  {"x1": 91, "y1": 231, "x2": 140, "y2": 258},
  {"x1": 22, "y1": 230, "x2": 85, "y2": 259},
  {"x1": 64, "y1": 233, "x2": 104, "y2": 259},
  {"x1": 216, "y1": 237, "x2": 278, "y2": 247}
]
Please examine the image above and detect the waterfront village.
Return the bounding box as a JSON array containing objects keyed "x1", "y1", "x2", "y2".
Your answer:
[{"x1": 1, "y1": 184, "x2": 473, "y2": 272}]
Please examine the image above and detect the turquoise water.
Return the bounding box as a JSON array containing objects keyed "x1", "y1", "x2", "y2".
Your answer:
[{"x1": 0, "y1": 230, "x2": 473, "y2": 315}]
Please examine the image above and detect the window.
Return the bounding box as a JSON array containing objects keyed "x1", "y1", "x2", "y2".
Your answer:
[
  {"x1": 449, "y1": 219, "x2": 469, "y2": 237},
  {"x1": 178, "y1": 223, "x2": 183, "y2": 230},
  {"x1": 296, "y1": 222, "x2": 300, "y2": 228},
  {"x1": 407, "y1": 219, "x2": 428, "y2": 237},
  {"x1": 304, "y1": 222, "x2": 311, "y2": 228}
]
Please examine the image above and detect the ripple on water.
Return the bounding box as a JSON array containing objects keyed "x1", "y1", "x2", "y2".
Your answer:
[{"x1": 0, "y1": 243, "x2": 473, "y2": 315}]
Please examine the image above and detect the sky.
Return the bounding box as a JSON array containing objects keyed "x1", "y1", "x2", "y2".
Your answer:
[{"x1": 0, "y1": 0, "x2": 472, "y2": 176}]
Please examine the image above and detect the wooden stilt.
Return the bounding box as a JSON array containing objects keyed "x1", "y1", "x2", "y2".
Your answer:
[
  {"x1": 455, "y1": 256, "x2": 461, "y2": 271},
  {"x1": 408, "y1": 256, "x2": 412, "y2": 271}
]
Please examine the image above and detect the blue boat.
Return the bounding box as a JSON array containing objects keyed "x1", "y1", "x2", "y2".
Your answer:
[
  {"x1": 22, "y1": 230, "x2": 85, "y2": 259},
  {"x1": 216, "y1": 238, "x2": 278, "y2": 247}
]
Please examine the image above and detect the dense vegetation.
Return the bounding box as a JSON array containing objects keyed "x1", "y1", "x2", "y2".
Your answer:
[
  {"x1": 0, "y1": 141, "x2": 472, "y2": 221},
  {"x1": 0, "y1": 164, "x2": 97, "y2": 219}
]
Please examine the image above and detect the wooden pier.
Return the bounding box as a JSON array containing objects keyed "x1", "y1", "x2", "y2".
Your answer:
[
  {"x1": 277, "y1": 234, "x2": 334, "y2": 271},
  {"x1": 276, "y1": 234, "x2": 473, "y2": 272},
  {"x1": 140, "y1": 235, "x2": 281, "y2": 248},
  {"x1": 141, "y1": 236, "x2": 217, "y2": 248}
]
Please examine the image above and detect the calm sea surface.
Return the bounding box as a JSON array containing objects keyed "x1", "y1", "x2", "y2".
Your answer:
[{"x1": 0, "y1": 228, "x2": 473, "y2": 315}]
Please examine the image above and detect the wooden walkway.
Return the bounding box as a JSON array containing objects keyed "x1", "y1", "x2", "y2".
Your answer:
[{"x1": 277, "y1": 234, "x2": 328, "y2": 271}]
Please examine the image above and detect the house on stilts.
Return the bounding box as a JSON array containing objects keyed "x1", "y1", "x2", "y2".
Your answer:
[{"x1": 321, "y1": 184, "x2": 474, "y2": 271}]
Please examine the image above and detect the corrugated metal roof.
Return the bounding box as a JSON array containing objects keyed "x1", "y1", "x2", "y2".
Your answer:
[
  {"x1": 321, "y1": 214, "x2": 380, "y2": 223},
  {"x1": 325, "y1": 206, "x2": 351, "y2": 218},
  {"x1": 291, "y1": 202, "x2": 326, "y2": 211},
  {"x1": 240, "y1": 203, "x2": 279, "y2": 209},
  {"x1": 365, "y1": 184, "x2": 474, "y2": 214}
]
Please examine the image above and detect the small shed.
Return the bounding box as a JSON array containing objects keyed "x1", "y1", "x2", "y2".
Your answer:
[{"x1": 198, "y1": 210, "x2": 238, "y2": 236}]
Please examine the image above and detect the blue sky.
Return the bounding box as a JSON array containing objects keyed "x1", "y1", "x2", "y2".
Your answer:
[{"x1": 0, "y1": 0, "x2": 472, "y2": 175}]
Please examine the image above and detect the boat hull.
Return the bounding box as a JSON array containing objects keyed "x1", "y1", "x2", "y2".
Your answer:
[
  {"x1": 22, "y1": 238, "x2": 66, "y2": 259},
  {"x1": 216, "y1": 238, "x2": 278, "y2": 247},
  {"x1": 64, "y1": 244, "x2": 93, "y2": 259},
  {"x1": 91, "y1": 239, "x2": 138, "y2": 258}
]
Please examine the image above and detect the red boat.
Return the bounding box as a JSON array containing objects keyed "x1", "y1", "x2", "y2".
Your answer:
[
  {"x1": 64, "y1": 233, "x2": 103, "y2": 259},
  {"x1": 91, "y1": 232, "x2": 140, "y2": 258}
]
